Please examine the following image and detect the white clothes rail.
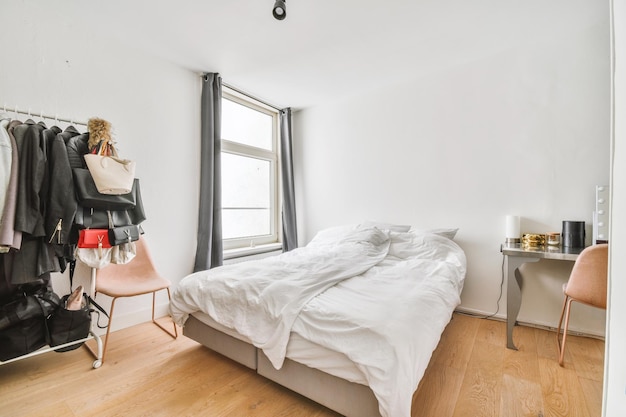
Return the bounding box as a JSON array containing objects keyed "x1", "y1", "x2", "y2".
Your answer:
[
  {"x1": 0, "y1": 109, "x2": 103, "y2": 368},
  {"x1": 2, "y1": 103, "x2": 88, "y2": 127}
]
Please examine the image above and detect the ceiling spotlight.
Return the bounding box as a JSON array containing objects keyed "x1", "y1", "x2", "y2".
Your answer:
[{"x1": 273, "y1": 0, "x2": 286, "y2": 20}]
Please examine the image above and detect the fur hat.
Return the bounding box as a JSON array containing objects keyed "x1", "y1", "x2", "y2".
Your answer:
[{"x1": 87, "y1": 117, "x2": 112, "y2": 150}]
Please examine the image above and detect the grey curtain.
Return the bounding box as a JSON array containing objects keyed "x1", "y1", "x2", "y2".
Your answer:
[
  {"x1": 194, "y1": 73, "x2": 223, "y2": 271},
  {"x1": 280, "y1": 108, "x2": 298, "y2": 251}
]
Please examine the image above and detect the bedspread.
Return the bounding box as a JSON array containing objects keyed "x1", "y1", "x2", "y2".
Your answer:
[{"x1": 170, "y1": 226, "x2": 391, "y2": 369}]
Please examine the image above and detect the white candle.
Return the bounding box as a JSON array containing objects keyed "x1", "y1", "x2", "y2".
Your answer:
[{"x1": 505, "y1": 215, "x2": 520, "y2": 239}]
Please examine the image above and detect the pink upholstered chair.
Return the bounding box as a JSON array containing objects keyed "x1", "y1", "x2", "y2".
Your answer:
[
  {"x1": 94, "y1": 236, "x2": 178, "y2": 362},
  {"x1": 556, "y1": 243, "x2": 608, "y2": 366}
]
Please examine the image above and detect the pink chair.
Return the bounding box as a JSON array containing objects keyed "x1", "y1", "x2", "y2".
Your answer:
[
  {"x1": 556, "y1": 243, "x2": 608, "y2": 366},
  {"x1": 94, "y1": 236, "x2": 178, "y2": 363}
]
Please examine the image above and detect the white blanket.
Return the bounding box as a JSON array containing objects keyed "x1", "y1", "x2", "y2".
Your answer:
[
  {"x1": 170, "y1": 226, "x2": 466, "y2": 417},
  {"x1": 170, "y1": 226, "x2": 391, "y2": 368},
  {"x1": 293, "y1": 231, "x2": 466, "y2": 417}
]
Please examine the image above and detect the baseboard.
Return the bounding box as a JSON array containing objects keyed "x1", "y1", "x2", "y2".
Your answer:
[
  {"x1": 98, "y1": 303, "x2": 605, "y2": 340},
  {"x1": 454, "y1": 306, "x2": 605, "y2": 340},
  {"x1": 454, "y1": 306, "x2": 506, "y2": 321},
  {"x1": 91, "y1": 302, "x2": 171, "y2": 336}
]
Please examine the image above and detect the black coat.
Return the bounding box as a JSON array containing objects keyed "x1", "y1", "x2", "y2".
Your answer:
[
  {"x1": 45, "y1": 127, "x2": 80, "y2": 245},
  {"x1": 12, "y1": 120, "x2": 46, "y2": 237},
  {"x1": 65, "y1": 133, "x2": 90, "y2": 169},
  {"x1": 6, "y1": 122, "x2": 85, "y2": 284}
]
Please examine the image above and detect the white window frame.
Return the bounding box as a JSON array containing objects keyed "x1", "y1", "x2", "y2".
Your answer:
[{"x1": 221, "y1": 86, "x2": 282, "y2": 256}]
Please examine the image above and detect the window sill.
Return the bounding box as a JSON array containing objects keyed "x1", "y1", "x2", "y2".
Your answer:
[{"x1": 223, "y1": 242, "x2": 283, "y2": 261}]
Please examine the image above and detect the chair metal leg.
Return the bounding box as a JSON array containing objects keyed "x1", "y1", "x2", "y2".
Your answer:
[
  {"x1": 556, "y1": 295, "x2": 567, "y2": 361},
  {"x1": 151, "y1": 288, "x2": 178, "y2": 339},
  {"x1": 557, "y1": 296, "x2": 574, "y2": 366},
  {"x1": 88, "y1": 289, "x2": 177, "y2": 365},
  {"x1": 101, "y1": 297, "x2": 118, "y2": 364}
]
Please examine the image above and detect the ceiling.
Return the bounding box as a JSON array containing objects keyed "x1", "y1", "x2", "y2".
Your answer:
[{"x1": 62, "y1": 0, "x2": 604, "y2": 110}]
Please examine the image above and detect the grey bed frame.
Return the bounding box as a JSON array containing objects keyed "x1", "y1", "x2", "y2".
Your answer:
[{"x1": 183, "y1": 314, "x2": 382, "y2": 417}]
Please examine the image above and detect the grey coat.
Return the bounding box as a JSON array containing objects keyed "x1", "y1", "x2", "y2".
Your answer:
[{"x1": 0, "y1": 120, "x2": 23, "y2": 251}]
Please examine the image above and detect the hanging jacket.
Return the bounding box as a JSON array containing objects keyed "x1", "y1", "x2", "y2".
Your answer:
[
  {"x1": 13, "y1": 120, "x2": 47, "y2": 237},
  {"x1": 46, "y1": 127, "x2": 80, "y2": 266},
  {"x1": 38, "y1": 125, "x2": 62, "y2": 226},
  {"x1": 65, "y1": 132, "x2": 89, "y2": 169},
  {"x1": 0, "y1": 120, "x2": 23, "y2": 251},
  {"x1": 8, "y1": 120, "x2": 61, "y2": 283},
  {"x1": 0, "y1": 115, "x2": 12, "y2": 224},
  {"x1": 6, "y1": 234, "x2": 54, "y2": 284}
]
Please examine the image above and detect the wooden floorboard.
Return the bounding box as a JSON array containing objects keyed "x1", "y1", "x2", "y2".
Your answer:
[{"x1": 0, "y1": 313, "x2": 604, "y2": 417}]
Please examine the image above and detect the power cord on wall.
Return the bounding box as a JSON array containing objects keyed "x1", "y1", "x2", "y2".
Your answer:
[
  {"x1": 484, "y1": 255, "x2": 506, "y2": 318},
  {"x1": 455, "y1": 248, "x2": 505, "y2": 320}
]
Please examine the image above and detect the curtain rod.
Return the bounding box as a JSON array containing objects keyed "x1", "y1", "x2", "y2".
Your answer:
[
  {"x1": 1, "y1": 104, "x2": 88, "y2": 126},
  {"x1": 222, "y1": 82, "x2": 283, "y2": 112}
]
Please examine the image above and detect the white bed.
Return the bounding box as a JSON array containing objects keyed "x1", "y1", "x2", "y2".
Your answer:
[{"x1": 170, "y1": 224, "x2": 466, "y2": 417}]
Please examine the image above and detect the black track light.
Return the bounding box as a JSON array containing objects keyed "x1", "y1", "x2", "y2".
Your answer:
[{"x1": 273, "y1": 0, "x2": 286, "y2": 20}]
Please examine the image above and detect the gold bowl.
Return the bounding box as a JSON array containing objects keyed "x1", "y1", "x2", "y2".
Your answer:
[{"x1": 522, "y1": 233, "x2": 545, "y2": 247}]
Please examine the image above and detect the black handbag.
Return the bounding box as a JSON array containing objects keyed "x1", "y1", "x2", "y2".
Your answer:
[
  {"x1": 108, "y1": 224, "x2": 142, "y2": 246},
  {"x1": 74, "y1": 206, "x2": 133, "y2": 229},
  {"x1": 48, "y1": 293, "x2": 91, "y2": 352},
  {"x1": 127, "y1": 176, "x2": 146, "y2": 225},
  {"x1": 72, "y1": 168, "x2": 137, "y2": 211},
  {"x1": 48, "y1": 289, "x2": 109, "y2": 353},
  {"x1": 74, "y1": 179, "x2": 146, "y2": 230}
]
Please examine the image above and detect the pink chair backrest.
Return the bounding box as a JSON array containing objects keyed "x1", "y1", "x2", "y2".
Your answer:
[
  {"x1": 565, "y1": 244, "x2": 608, "y2": 309},
  {"x1": 96, "y1": 237, "x2": 158, "y2": 279}
]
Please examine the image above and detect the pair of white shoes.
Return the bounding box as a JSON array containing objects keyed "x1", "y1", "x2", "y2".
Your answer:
[{"x1": 66, "y1": 286, "x2": 85, "y2": 310}]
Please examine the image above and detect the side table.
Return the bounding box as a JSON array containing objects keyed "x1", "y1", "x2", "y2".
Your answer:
[{"x1": 501, "y1": 243, "x2": 583, "y2": 350}]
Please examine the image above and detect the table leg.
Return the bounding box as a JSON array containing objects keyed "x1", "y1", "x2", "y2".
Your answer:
[{"x1": 506, "y1": 256, "x2": 539, "y2": 350}]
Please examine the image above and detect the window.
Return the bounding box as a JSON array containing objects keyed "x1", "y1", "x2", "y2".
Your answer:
[{"x1": 221, "y1": 87, "x2": 281, "y2": 254}]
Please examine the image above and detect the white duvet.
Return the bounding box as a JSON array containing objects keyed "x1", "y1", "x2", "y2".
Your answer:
[{"x1": 170, "y1": 226, "x2": 466, "y2": 417}]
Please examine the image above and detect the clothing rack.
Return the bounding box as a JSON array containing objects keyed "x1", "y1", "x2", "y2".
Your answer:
[
  {"x1": 0, "y1": 109, "x2": 104, "y2": 369},
  {"x1": 2, "y1": 104, "x2": 88, "y2": 127}
]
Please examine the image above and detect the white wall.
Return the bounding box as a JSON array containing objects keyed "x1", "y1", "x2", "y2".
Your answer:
[
  {"x1": 604, "y1": 0, "x2": 626, "y2": 415},
  {"x1": 294, "y1": 11, "x2": 610, "y2": 335},
  {"x1": 0, "y1": 2, "x2": 201, "y2": 330}
]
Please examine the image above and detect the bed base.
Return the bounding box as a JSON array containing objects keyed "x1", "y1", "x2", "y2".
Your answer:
[
  {"x1": 183, "y1": 315, "x2": 381, "y2": 417},
  {"x1": 183, "y1": 314, "x2": 257, "y2": 369}
]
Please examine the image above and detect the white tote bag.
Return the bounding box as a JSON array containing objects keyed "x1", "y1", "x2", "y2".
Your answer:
[{"x1": 84, "y1": 153, "x2": 136, "y2": 195}]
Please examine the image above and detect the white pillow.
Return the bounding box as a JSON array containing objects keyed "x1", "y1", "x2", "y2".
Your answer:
[
  {"x1": 308, "y1": 224, "x2": 389, "y2": 247},
  {"x1": 359, "y1": 221, "x2": 411, "y2": 233},
  {"x1": 307, "y1": 224, "x2": 358, "y2": 246},
  {"x1": 410, "y1": 227, "x2": 459, "y2": 240}
]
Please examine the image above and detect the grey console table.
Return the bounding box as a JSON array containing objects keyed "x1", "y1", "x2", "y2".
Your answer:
[{"x1": 501, "y1": 243, "x2": 584, "y2": 350}]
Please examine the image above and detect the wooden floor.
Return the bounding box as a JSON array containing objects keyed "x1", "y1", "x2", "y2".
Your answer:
[{"x1": 0, "y1": 313, "x2": 604, "y2": 417}]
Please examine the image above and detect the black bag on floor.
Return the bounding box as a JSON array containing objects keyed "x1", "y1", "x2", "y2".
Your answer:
[
  {"x1": 0, "y1": 284, "x2": 61, "y2": 361},
  {"x1": 48, "y1": 293, "x2": 91, "y2": 352},
  {"x1": 0, "y1": 284, "x2": 61, "y2": 331},
  {"x1": 0, "y1": 317, "x2": 48, "y2": 361},
  {"x1": 48, "y1": 288, "x2": 109, "y2": 353}
]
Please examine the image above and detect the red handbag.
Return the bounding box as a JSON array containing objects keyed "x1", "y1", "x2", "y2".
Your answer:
[{"x1": 77, "y1": 229, "x2": 112, "y2": 249}]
